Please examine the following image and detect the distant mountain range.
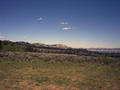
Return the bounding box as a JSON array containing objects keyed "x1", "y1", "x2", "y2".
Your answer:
[
  {"x1": 31, "y1": 43, "x2": 120, "y2": 53},
  {"x1": 87, "y1": 48, "x2": 120, "y2": 53},
  {"x1": 33, "y1": 43, "x2": 70, "y2": 49}
]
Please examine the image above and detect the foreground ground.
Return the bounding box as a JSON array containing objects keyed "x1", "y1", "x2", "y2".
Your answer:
[{"x1": 0, "y1": 52, "x2": 120, "y2": 90}]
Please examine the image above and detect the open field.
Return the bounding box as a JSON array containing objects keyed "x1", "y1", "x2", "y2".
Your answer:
[{"x1": 0, "y1": 52, "x2": 120, "y2": 90}]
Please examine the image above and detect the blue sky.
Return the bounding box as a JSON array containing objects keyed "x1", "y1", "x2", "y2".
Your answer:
[{"x1": 0, "y1": 0, "x2": 120, "y2": 48}]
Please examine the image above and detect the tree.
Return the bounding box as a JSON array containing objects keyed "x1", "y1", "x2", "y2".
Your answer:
[
  {"x1": 25, "y1": 46, "x2": 34, "y2": 52},
  {"x1": 0, "y1": 41, "x2": 3, "y2": 50}
]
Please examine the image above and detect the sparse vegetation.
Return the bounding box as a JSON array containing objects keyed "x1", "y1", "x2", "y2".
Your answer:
[{"x1": 0, "y1": 52, "x2": 120, "y2": 90}]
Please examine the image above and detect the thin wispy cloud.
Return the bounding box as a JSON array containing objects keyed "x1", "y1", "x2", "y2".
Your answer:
[
  {"x1": 60, "y1": 22, "x2": 69, "y2": 25},
  {"x1": 0, "y1": 35, "x2": 5, "y2": 39},
  {"x1": 62, "y1": 27, "x2": 72, "y2": 30},
  {"x1": 36, "y1": 17, "x2": 43, "y2": 22},
  {"x1": 60, "y1": 21, "x2": 72, "y2": 30}
]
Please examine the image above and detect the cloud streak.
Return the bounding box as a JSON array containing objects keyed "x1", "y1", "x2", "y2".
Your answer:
[
  {"x1": 36, "y1": 17, "x2": 43, "y2": 22},
  {"x1": 62, "y1": 27, "x2": 72, "y2": 30},
  {"x1": 0, "y1": 35, "x2": 5, "y2": 39},
  {"x1": 60, "y1": 22, "x2": 69, "y2": 25}
]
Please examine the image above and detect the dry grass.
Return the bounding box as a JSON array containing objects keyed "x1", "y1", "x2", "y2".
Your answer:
[{"x1": 0, "y1": 52, "x2": 120, "y2": 90}]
